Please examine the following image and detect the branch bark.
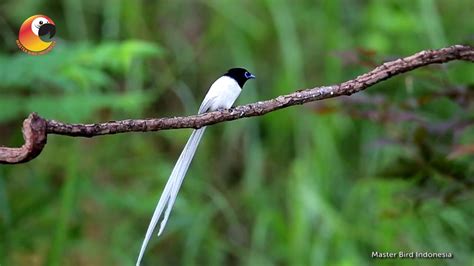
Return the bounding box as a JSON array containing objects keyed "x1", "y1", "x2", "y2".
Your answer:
[
  {"x1": 0, "y1": 113, "x2": 47, "y2": 164},
  {"x1": 1, "y1": 45, "x2": 473, "y2": 164}
]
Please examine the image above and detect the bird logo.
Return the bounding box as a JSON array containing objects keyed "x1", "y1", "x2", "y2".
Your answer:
[{"x1": 17, "y1": 14, "x2": 56, "y2": 55}]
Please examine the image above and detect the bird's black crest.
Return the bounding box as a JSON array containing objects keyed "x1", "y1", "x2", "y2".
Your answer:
[{"x1": 224, "y1": 68, "x2": 255, "y2": 88}]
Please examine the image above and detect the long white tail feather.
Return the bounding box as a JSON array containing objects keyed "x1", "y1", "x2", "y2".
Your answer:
[
  {"x1": 158, "y1": 128, "x2": 206, "y2": 238},
  {"x1": 136, "y1": 127, "x2": 207, "y2": 266},
  {"x1": 158, "y1": 127, "x2": 206, "y2": 236}
]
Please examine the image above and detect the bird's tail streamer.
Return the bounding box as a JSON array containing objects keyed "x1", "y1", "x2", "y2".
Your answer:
[{"x1": 136, "y1": 127, "x2": 207, "y2": 266}]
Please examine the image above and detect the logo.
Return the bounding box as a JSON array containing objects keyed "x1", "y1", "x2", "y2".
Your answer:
[{"x1": 17, "y1": 14, "x2": 56, "y2": 55}]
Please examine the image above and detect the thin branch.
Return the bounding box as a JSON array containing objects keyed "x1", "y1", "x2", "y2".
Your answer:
[{"x1": 1, "y1": 45, "x2": 474, "y2": 164}]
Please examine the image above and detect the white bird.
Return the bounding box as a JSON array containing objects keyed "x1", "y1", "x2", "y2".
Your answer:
[{"x1": 136, "y1": 68, "x2": 255, "y2": 265}]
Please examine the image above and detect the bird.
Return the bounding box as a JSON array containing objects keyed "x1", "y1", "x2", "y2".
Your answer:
[
  {"x1": 17, "y1": 15, "x2": 56, "y2": 52},
  {"x1": 136, "y1": 68, "x2": 255, "y2": 266}
]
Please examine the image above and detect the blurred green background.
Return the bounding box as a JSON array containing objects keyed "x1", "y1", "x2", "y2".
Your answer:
[{"x1": 1, "y1": 0, "x2": 474, "y2": 265}]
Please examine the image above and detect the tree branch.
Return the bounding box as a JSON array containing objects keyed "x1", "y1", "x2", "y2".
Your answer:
[
  {"x1": 1, "y1": 45, "x2": 473, "y2": 164},
  {"x1": 0, "y1": 113, "x2": 47, "y2": 164}
]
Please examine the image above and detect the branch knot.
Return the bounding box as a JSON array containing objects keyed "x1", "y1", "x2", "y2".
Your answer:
[{"x1": 0, "y1": 113, "x2": 47, "y2": 164}]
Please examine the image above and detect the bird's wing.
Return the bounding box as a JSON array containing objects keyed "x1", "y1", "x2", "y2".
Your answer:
[
  {"x1": 198, "y1": 95, "x2": 217, "y2": 114},
  {"x1": 198, "y1": 77, "x2": 227, "y2": 114}
]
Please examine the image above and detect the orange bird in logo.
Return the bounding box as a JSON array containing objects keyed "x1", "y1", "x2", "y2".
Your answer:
[{"x1": 18, "y1": 15, "x2": 56, "y2": 53}]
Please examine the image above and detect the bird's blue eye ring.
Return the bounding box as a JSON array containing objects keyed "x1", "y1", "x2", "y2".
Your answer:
[{"x1": 245, "y1": 71, "x2": 254, "y2": 79}]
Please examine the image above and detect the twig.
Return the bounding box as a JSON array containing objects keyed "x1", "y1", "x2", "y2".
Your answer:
[{"x1": 1, "y1": 45, "x2": 473, "y2": 164}]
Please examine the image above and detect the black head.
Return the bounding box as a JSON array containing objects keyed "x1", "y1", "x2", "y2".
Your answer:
[{"x1": 224, "y1": 68, "x2": 255, "y2": 88}]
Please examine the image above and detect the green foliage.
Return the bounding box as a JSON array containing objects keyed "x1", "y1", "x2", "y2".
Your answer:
[
  {"x1": 0, "y1": 40, "x2": 162, "y2": 123},
  {"x1": 0, "y1": 0, "x2": 473, "y2": 266}
]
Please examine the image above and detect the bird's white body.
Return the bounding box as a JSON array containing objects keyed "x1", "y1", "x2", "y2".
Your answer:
[
  {"x1": 136, "y1": 74, "x2": 243, "y2": 266},
  {"x1": 198, "y1": 76, "x2": 242, "y2": 113}
]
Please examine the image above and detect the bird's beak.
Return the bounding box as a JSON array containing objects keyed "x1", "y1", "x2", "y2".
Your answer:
[
  {"x1": 38, "y1": 23, "x2": 56, "y2": 42},
  {"x1": 249, "y1": 73, "x2": 256, "y2": 79}
]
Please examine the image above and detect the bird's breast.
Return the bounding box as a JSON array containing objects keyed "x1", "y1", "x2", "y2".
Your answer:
[
  {"x1": 207, "y1": 77, "x2": 242, "y2": 111},
  {"x1": 216, "y1": 84, "x2": 241, "y2": 109}
]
